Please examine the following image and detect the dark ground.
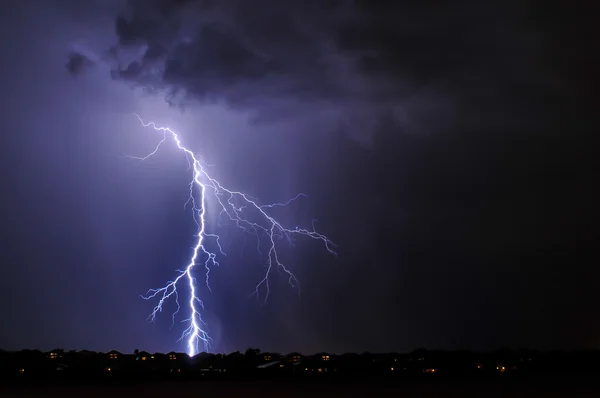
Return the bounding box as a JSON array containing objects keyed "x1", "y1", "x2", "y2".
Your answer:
[{"x1": 2, "y1": 376, "x2": 599, "y2": 397}]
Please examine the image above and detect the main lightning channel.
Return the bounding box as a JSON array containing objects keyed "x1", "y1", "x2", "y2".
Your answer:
[{"x1": 131, "y1": 115, "x2": 336, "y2": 357}]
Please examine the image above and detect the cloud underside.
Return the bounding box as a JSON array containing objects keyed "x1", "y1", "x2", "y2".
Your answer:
[
  {"x1": 66, "y1": 52, "x2": 94, "y2": 76},
  {"x1": 73, "y1": 0, "x2": 593, "y2": 138}
]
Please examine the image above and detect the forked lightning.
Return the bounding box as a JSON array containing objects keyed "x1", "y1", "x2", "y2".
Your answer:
[{"x1": 130, "y1": 115, "x2": 336, "y2": 356}]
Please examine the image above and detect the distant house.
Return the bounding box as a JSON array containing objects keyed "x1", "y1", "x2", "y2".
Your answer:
[
  {"x1": 286, "y1": 352, "x2": 304, "y2": 363},
  {"x1": 76, "y1": 350, "x2": 98, "y2": 367},
  {"x1": 302, "y1": 354, "x2": 337, "y2": 374},
  {"x1": 260, "y1": 351, "x2": 280, "y2": 361},
  {"x1": 47, "y1": 350, "x2": 63, "y2": 360},
  {"x1": 107, "y1": 350, "x2": 122, "y2": 360},
  {"x1": 136, "y1": 351, "x2": 151, "y2": 361},
  {"x1": 316, "y1": 352, "x2": 332, "y2": 361},
  {"x1": 152, "y1": 352, "x2": 167, "y2": 361}
]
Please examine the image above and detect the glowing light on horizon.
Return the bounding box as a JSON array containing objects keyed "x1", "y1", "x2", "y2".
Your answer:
[{"x1": 129, "y1": 115, "x2": 336, "y2": 356}]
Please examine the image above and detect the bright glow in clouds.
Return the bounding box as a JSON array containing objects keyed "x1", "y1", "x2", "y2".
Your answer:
[{"x1": 129, "y1": 115, "x2": 336, "y2": 356}]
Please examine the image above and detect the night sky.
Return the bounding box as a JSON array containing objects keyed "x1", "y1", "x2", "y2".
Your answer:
[{"x1": 1, "y1": 0, "x2": 598, "y2": 355}]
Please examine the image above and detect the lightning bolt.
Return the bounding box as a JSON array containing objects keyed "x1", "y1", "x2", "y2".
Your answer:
[{"x1": 129, "y1": 115, "x2": 336, "y2": 357}]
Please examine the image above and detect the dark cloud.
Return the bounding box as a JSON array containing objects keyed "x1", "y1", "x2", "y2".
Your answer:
[
  {"x1": 100, "y1": 0, "x2": 595, "y2": 137},
  {"x1": 110, "y1": 1, "x2": 343, "y2": 111},
  {"x1": 66, "y1": 51, "x2": 94, "y2": 76}
]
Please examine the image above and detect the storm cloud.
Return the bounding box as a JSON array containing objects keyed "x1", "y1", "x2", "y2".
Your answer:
[
  {"x1": 102, "y1": 0, "x2": 591, "y2": 139},
  {"x1": 66, "y1": 51, "x2": 94, "y2": 76}
]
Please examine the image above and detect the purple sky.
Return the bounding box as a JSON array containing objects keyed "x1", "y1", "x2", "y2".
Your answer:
[{"x1": 0, "y1": 0, "x2": 598, "y2": 354}]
